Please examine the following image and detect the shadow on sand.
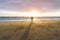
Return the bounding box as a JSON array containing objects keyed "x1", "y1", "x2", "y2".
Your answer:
[{"x1": 20, "y1": 21, "x2": 33, "y2": 40}]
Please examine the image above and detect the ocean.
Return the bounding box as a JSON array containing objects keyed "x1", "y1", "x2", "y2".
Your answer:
[{"x1": 0, "y1": 17, "x2": 60, "y2": 22}]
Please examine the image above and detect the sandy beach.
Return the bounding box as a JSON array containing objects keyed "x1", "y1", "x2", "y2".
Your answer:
[{"x1": 0, "y1": 20, "x2": 60, "y2": 40}]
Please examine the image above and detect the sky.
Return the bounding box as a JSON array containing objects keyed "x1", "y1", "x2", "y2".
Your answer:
[{"x1": 0, "y1": 0, "x2": 60, "y2": 17}]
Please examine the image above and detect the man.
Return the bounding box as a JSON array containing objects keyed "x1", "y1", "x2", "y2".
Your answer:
[{"x1": 31, "y1": 16, "x2": 33, "y2": 22}]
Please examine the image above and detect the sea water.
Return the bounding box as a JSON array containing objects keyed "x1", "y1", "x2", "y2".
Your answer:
[{"x1": 0, "y1": 17, "x2": 60, "y2": 22}]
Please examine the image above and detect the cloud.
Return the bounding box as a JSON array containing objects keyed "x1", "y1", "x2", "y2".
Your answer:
[{"x1": 0, "y1": 0, "x2": 60, "y2": 11}]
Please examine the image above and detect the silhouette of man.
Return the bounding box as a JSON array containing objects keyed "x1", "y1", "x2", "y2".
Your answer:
[{"x1": 31, "y1": 17, "x2": 33, "y2": 22}]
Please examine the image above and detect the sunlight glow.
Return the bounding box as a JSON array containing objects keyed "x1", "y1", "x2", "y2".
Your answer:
[
  {"x1": 23, "y1": 10, "x2": 41, "y2": 17},
  {"x1": 0, "y1": 9, "x2": 60, "y2": 17}
]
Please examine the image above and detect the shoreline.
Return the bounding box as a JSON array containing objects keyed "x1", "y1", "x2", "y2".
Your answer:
[{"x1": 0, "y1": 19, "x2": 60, "y2": 22}]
